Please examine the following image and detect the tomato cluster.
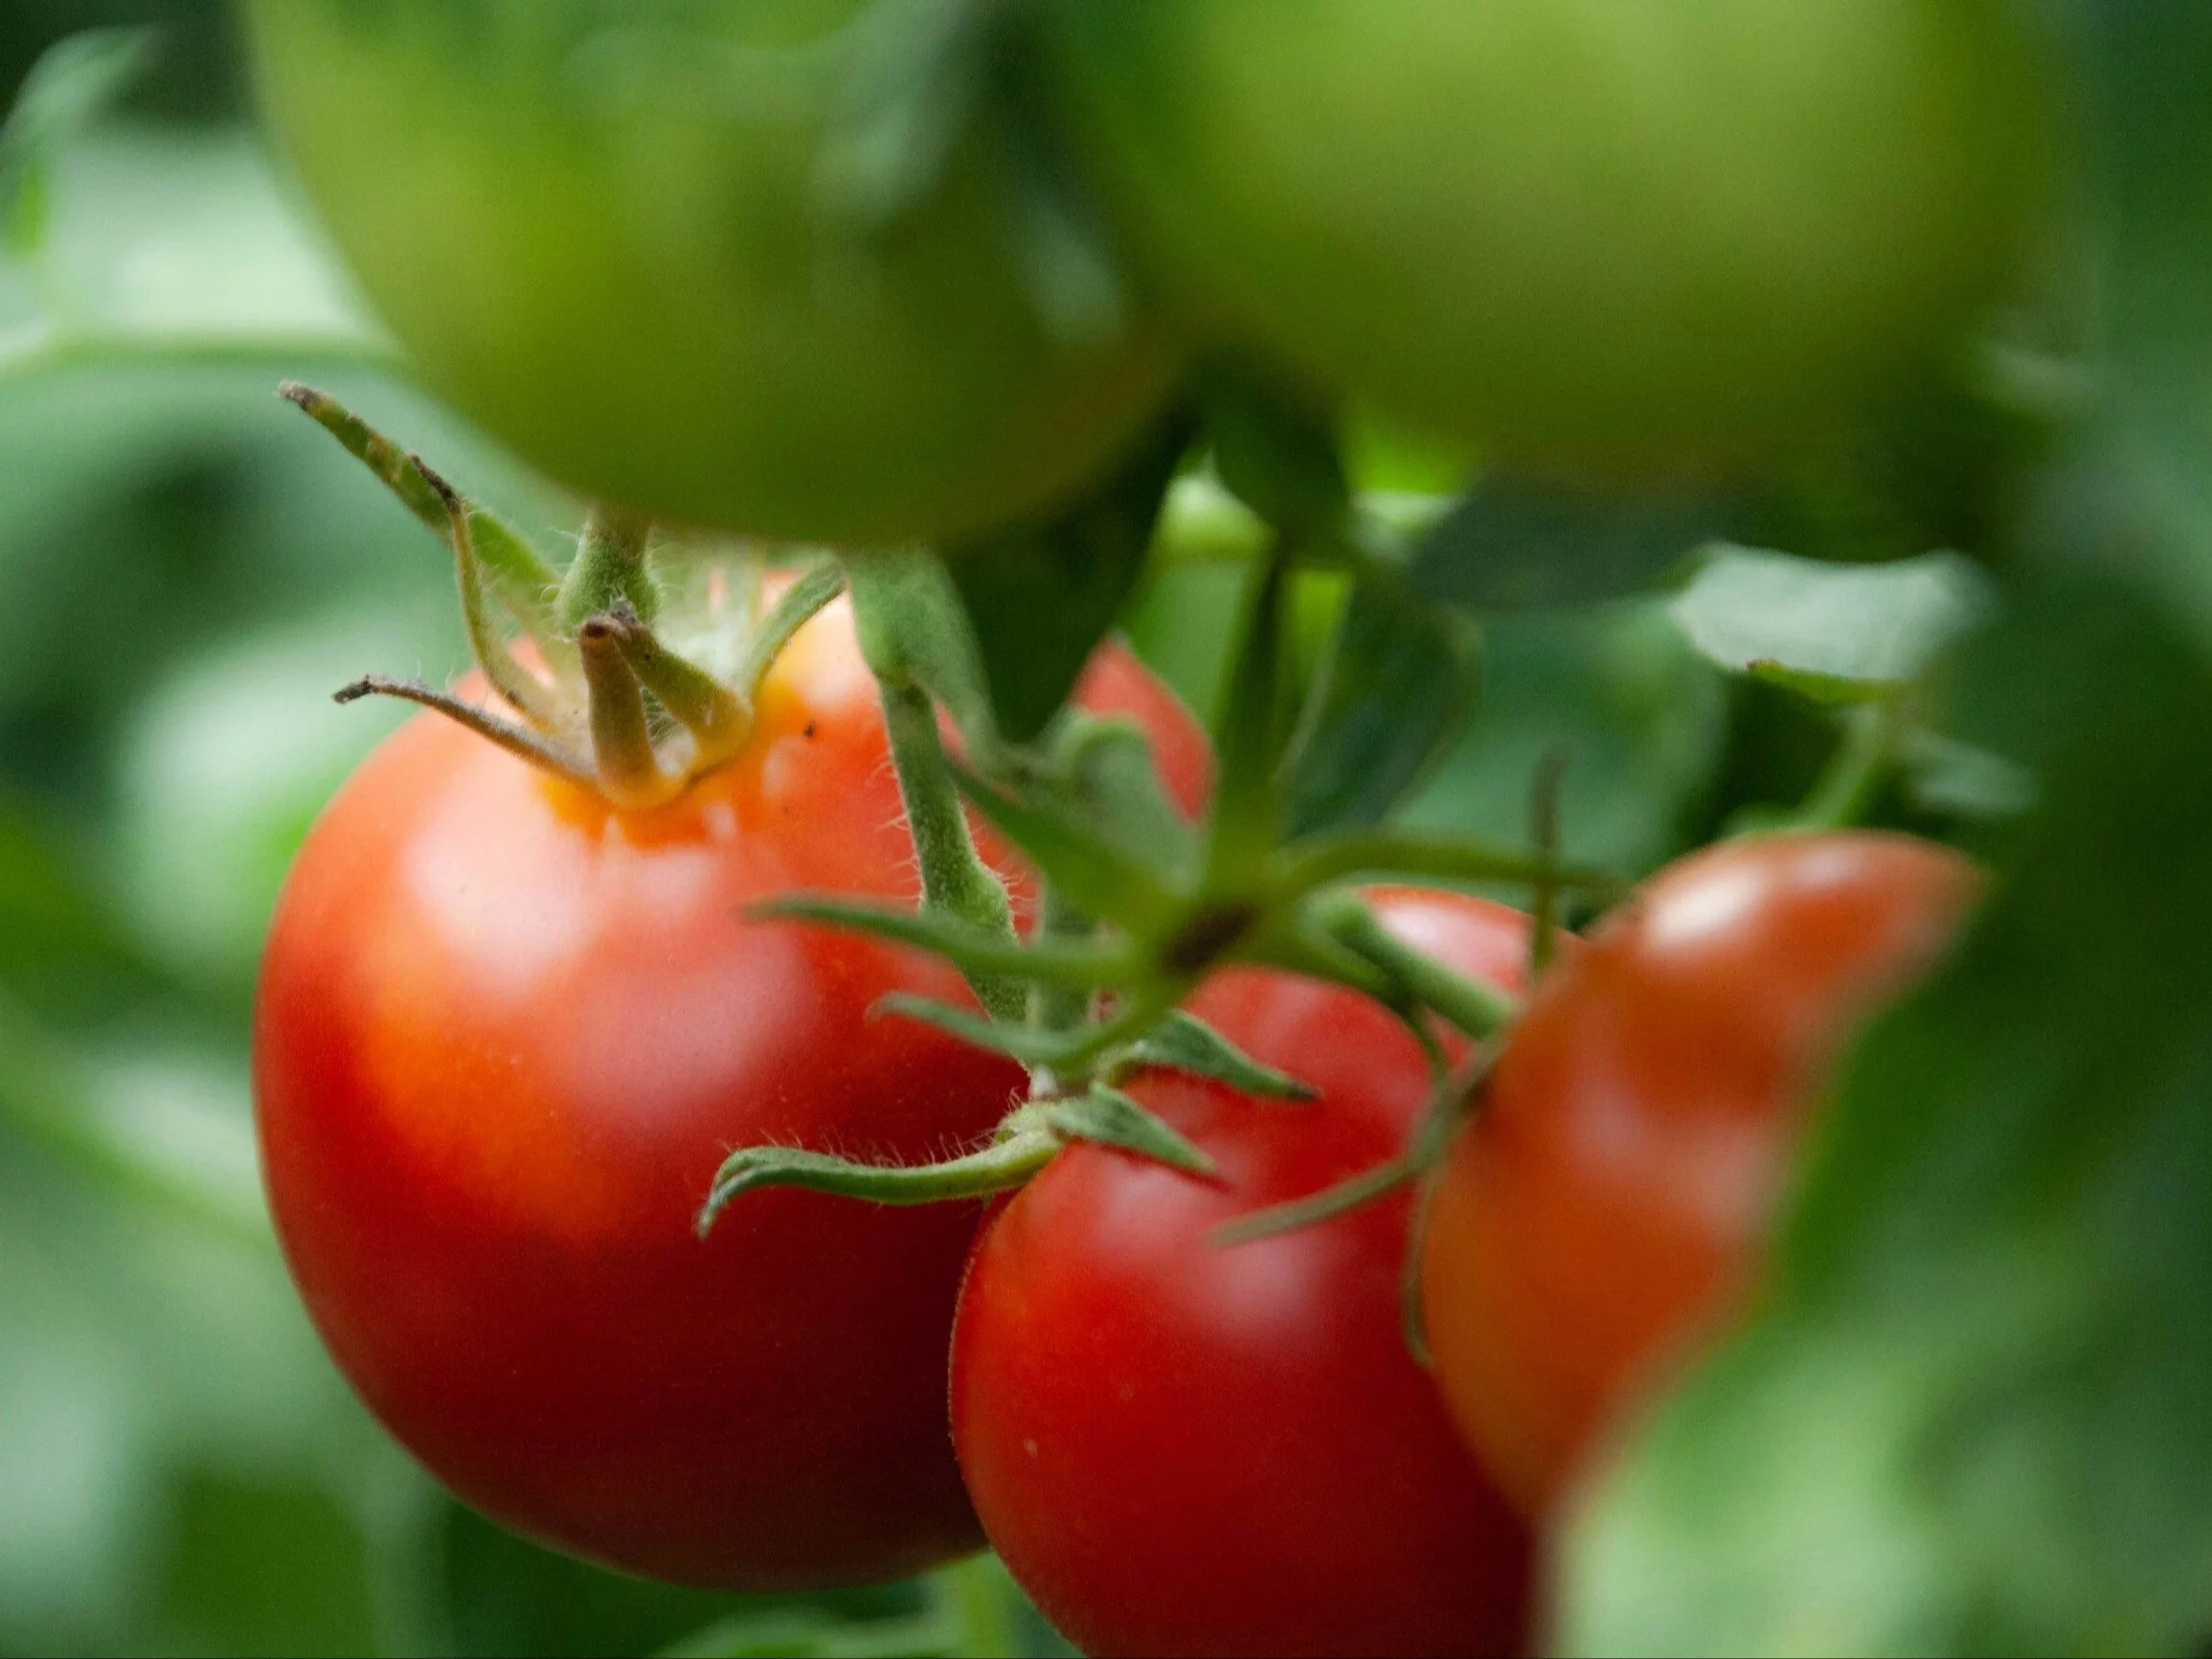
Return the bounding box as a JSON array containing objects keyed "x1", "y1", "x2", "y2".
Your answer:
[
  {"x1": 261, "y1": 595, "x2": 1974, "y2": 1642},
  {"x1": 240, "y1": 0, "x2": 2009, "y2": 1648}
]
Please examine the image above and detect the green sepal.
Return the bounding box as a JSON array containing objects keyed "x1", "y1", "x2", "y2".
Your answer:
[
  {"x1": 735, "y1": 561, "x2": 846, "y2": 704},
  {"x1": 697, "y1": 1129, "x2": 1057, "y2": 1235},
  {"x1": 950, "y1": 760, "x2": 1183, "y2": 936},
  {"x1": 278, "y1": 384, "x2": 566, "y2": 642},
  {"x1": 874, "y1": 992, "x2": 1110, "y2": 1070},
  {"x1": 1122, "y1": 1010, "x2": 1317, "y2": 1102},
  {"x1": 752, "y1": 896, "x2": 1131, "y2": 992},
  {"x1": 1043, "y1": 1085, "x2": 1216, "y2": 1179}
]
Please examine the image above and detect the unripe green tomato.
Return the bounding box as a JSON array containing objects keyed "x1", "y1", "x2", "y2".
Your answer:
[
  {"x1": 1044, "y1": 0, "x2": 2048, "y2": 473},
  {"x1": 244, "y1": 0, "x2": 1180, "y2": 545}
]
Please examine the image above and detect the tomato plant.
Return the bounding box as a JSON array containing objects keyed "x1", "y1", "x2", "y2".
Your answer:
[
  {"x1": 253, "y1": 585, "x2": 1208, "y2": 1589},
  {"x1": 1419, "y1": 832, "x2": 1976, "y2": 1513},
  {"x1": 241, "y1": 0, "x2": 1180, "y2": 545},
  {"x1": 1042, "y1": 0, "x2": 2045, "y2": 470},
  {"x1": 948, "y1": 888, "x2": 1537, "y2": 1659}
]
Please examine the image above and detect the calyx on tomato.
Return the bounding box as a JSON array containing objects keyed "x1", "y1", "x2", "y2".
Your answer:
[{"x1": 282, "y1": 384, "x2": 856, "y2": 813}]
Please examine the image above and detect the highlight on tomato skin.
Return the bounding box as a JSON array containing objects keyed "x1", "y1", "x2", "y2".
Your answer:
[
  {"x1": 949, "y1": 887, "x2": 1541, "y2": 1659},
  {"x1": 1419, "y1": 831, "x2": 1978, "y2": 1515},
  {"x1": 252, "y1": 595, "x2": 1208, "y2": 1592}
]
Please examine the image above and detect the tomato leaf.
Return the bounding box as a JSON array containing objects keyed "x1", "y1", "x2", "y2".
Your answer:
[
  {"x1": 0, "y1": 30, "x2": 154, "y2": 261},
  {"x1": 1557, "y1": 584, "x2": 2212, "y2": 1654},
  {"x1": 946, "y1": 409, "x2": 1193, "y2": 744},
  {"x1": 1122, "y1": 1011, "x2": 1317, "y2": 1102},
  {"x1": 1412, "y1": 474, "x2": 1735, "y2": 610},
  {"x1": 1044, "y1": 1084, "x2": 1216, "y2": 1178},
  {"x1": 1203, "y1": 373, "x2": 1350, "y2": 541},
  {"x1": 1669, "y1": 546, "x2": 1997, "y2": 699},
  {"x1": 1285, "y1": 563, "x2": 1480, "y2": 836}
]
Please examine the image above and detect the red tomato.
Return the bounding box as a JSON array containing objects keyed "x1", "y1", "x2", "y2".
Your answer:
[
  {"x1": 253, "y1": 605, "x2": 1207, "y2": 1589},
  {"x1": 951, "y1": 888, "x2": 1538, "y2": 1659},
  {"x1": 1421, "y1": 832, "x2": 1975, "y2": 1513}
]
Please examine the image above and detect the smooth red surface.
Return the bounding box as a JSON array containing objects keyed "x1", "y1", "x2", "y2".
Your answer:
[
  {"x1": 952, "y1": 888, "x2": 1538, "y2": 1659},
  {"x1": 1422, "y1": 831, "x2": 1976, "y2": 1513},
  {"x1": 254, "y1": 606, "x2": 1205, "y2": 1589}
]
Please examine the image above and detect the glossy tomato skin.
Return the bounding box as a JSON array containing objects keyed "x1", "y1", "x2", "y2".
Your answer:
[
  {"x1": 1044, "y1": 0, "x2": 2045, "y2": 471},
  {"x1": 242, "y1": 0, "x2": 1178, "y2": 546},
  {"x1": 1421, "y1": 832, "x2": 1976, "y2": 1513},
  {"x1": 952, "y1": 889, "x2": 1539, "y2": 1659},
  {"x1": 254, "y1": 606, "x2": 1206, "y2": 1590}
]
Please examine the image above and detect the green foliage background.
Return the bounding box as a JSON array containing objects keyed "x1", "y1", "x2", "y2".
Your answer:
[{"x1": 6, "y1": 4, "x2": 2210, "y2": 1656}]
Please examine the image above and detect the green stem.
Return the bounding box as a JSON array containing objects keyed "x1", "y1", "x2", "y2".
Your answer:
[
  {"x1": 418, "y1": 460, "x2": 562, "y2": 730},
  {"x1": 1794, "y1": 700, "x2": 1904, "y2": 832},
  {"x1": 558, "y1": 504, "x2": 657, "y2": 629},
  {"x1": 610, "y1": 618, "x2": 751, "y2": 769},
  {"x1": 1032, "y1": 884, "x2": 1097, "y2": 1033},
  {"x1": 1308, "y1": 889, "x2": 1519, "y2": 1040},
  {"x1": 879, "y1": 679, "x2": 1027, "y2": 1022},
  {"x1": 1271, "y1": 829, "x2": 1623, "y2": 904},
  {"x1": 1526, "y1": 747, "x2": 1570, "y2": 979},
  {"x1": 698, "y1": 1128, "x2": 1057, "y2": 1233}
]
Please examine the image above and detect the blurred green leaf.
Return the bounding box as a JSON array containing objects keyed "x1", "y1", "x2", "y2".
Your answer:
[
  {"x1": 438, "y1": 1501, "x2": 917, "y2": 1659},
  {"x1": 1203, "y1": 374, "x2": 1348, "y2": 540},
  {"x1": 152, "y1": 1468, "x2": 379, "y2": 1657},
  {"x1": 1669, "y1": 546, "x2": 1997, "y2": 701},
  {"x1": 949, "y1": 410, "x2": 1191, "y2": 744},
  {"x1": 0, "y1": 28, "x2": 151, "y2": 259},
  {"x1": 1412, "y1": 474, "x2": 1733, "y2": 610},
  {"x1": 2065, "y1": 2, "x2": 2212, "y2": 638},
  {"x1": 1286, "y1": 563, "x2": 1478, "y2": 836},
  {"x1": 1397, "y1": 600, "x2": 1727, "y2": 884},
  {"x1": 1558, "y1": 585, "x2": 2212, "y2": 1655}
]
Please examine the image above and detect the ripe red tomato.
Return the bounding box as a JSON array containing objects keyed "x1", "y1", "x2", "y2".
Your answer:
[
  {"x1": 1420, "y1": 832, "x2": 1975, "y2": 1513},
  {"x1": 951, "y1": 887, "x2": 1538, "y2": 1659},
  {"x1": 253, "y1": 604, "x2": 1207, "y2": 1590}
]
